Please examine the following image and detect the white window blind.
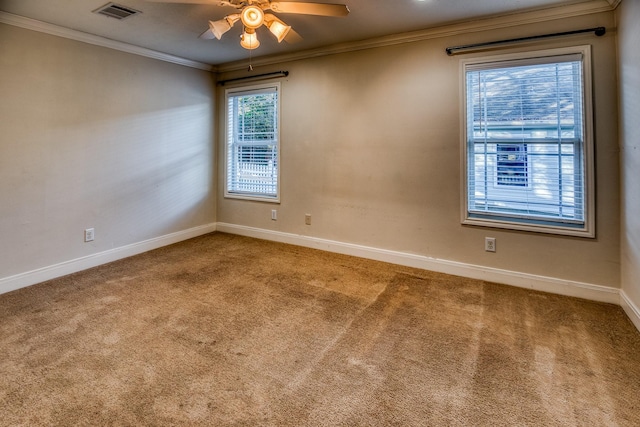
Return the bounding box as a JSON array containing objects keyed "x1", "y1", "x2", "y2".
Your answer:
[
  {"x1": 463, "y1": 49, "x2": 593, "y2": 236},
  {"x1": 225, "y1": 85, "x2": 279, "y2": 201}
]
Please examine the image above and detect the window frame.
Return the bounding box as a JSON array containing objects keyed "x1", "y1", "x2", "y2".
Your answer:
[
  {"x1": 460, "y1": 46, "x2": 595, "y2": 238},
  {"x1": 224, "y1": 82, "x2": 281, "y2": 203}
]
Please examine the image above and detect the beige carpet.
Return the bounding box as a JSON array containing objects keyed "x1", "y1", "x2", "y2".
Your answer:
[{"x1": 1, "y1": 232, "x2": 639, "y2": 426}]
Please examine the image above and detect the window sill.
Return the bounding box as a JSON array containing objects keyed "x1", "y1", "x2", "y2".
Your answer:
[
  {"x1": 224, "y1": 193, "x2": 280, "y2": 204},
  {"x1": 462, "y1": 216, "x2": 594, "y2": 238}
]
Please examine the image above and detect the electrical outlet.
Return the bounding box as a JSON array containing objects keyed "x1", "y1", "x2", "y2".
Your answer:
[
  {"x1": 84, "y1": 228, "x2": 95, "y2": 242},
  {"x1": 305, "y1": 214, "x2": 311, "y2": 225},
  {"x1": 485, "y1": 237, "x2": 496, "y2": 252}
]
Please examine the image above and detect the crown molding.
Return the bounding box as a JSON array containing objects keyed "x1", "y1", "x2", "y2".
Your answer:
[
  {"x1": 0, "y1": 11, "x2": 215, "y2": 72},
  {"x1": 608, "y1": 0, "x2": 622, "y2": 9},
  {"x1": 1, "y1": 0, "x2": 614, "y2": 75},
  {"x1": 217, "y1": 0, "x2": 614, "y2": 72}
]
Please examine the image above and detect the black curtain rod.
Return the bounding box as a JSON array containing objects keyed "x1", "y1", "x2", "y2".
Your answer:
[
  {"x1": 217, "y1": 71, "x2": 289, "y2": 86},
  {"x1": 445, "y1": 27, "x2": 606, "y2": 56}
]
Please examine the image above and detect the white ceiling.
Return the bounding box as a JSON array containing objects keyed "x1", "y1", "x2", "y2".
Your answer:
[{"x1": 0, "y1": 0, "x2": 614, "y2": 66}]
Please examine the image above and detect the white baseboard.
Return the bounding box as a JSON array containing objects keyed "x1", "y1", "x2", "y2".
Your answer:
[
  {"x1": 0, "y1": 223, "x2": 217, "y2": 296},
  {"x1": 620, "y1": 290, "x2": 640, "y2": 332},
  {"x1": 216, "y1": 222, "x2": 620, "y2": 305},
  {"x1": 2, "y1": 222, "x2": 626, "y2": 324}
]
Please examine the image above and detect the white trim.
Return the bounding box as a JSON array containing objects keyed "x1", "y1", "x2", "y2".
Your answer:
[
  {"x1": 0, "y1": 11, "x2": 214, "y2": 72},
  {"x1": 216, "y1": 222, "x2": 619, "y2": 304},
  {"x1": 2, "y1": 221, "x2": 629, "y2": 327},
  {"x1": 621, "y1": 290, "x2": 640, "y2": 332},
  {"x1": 1, "y1": 0, "x2": 612, "y2": 74},
  {"x1": 0, "y1": 223, "x2": 216, "y2": 296},
  {"x1": 217, "y1": 0, "x2": 613, "y2": 72},
  {"x1": 608, "y1": 0, "x2": 622, "y2": 9}
]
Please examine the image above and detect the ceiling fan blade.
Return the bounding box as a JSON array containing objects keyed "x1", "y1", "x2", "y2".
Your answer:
[
  {"x1": 144, "y1": 0, "x2": 239, "y2": 6},
  {"x1": 269, "y1": 2, "x2": 349, "y2": 17},
  {"x1": 199, "y1": 28, "x2": 216, "y2": 39},
  {"x1": 284, "y1": 27, "x2": 303, "y2": 44}
]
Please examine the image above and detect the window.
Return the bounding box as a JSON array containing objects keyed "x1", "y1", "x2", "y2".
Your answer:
[
  {"x1": 462, "y1": 47, "x2": 594, "y2": 237},
  {"x1": 225, "y1": 83, "x2": 280, "y2": 201}
]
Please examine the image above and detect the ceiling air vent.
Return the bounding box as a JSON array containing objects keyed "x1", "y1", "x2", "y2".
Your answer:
[{"x1": 93, "y1": 3, "x2": 141, "y2": 20}]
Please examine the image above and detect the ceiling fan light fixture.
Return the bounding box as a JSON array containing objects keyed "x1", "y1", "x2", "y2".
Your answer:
[
  {"x1": 265, "y1": 17, "x2": 291, "y2": 43},
  {"x1": 240, "y1": 28, "x2": 260, "y2": 50},
  {"x1": 225, "y1": 13, "x2": 241, "y2": 26},
  {"x1": 199, "y1": 0, "x2": 349, "y2": 51},
  {"x1": 208, "y1": 19, "x2": 231, "y2": 40},
  {"x1": 240, "y1": 5, "x2": 264, "y2": 29}
]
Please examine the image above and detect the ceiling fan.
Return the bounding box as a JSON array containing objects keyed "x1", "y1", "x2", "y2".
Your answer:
[{"x1": 145, "y1": 0, "x2": 350, "y2": 50}]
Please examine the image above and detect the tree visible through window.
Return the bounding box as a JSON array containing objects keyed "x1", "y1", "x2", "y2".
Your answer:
[
  {"x1": 225, "y1": 84, "x2": 279, "y2": 200},
  {"x1": 463, "y1": 48, "x2": 594, "y2": 236}
]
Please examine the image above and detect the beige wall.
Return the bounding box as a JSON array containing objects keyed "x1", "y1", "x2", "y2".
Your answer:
[
  {"x1": 217, "y1": 11, "x2": 620, "y2": 289},
  {"x1": 0, "y1": 7, "x2": 623, "y2": 299},
  {"x1": 618, "y1": 0, "x2": 640, "y2": 312},
  {"x1": 0, "y1": 24, "x2": 215, "y2": 280}
]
